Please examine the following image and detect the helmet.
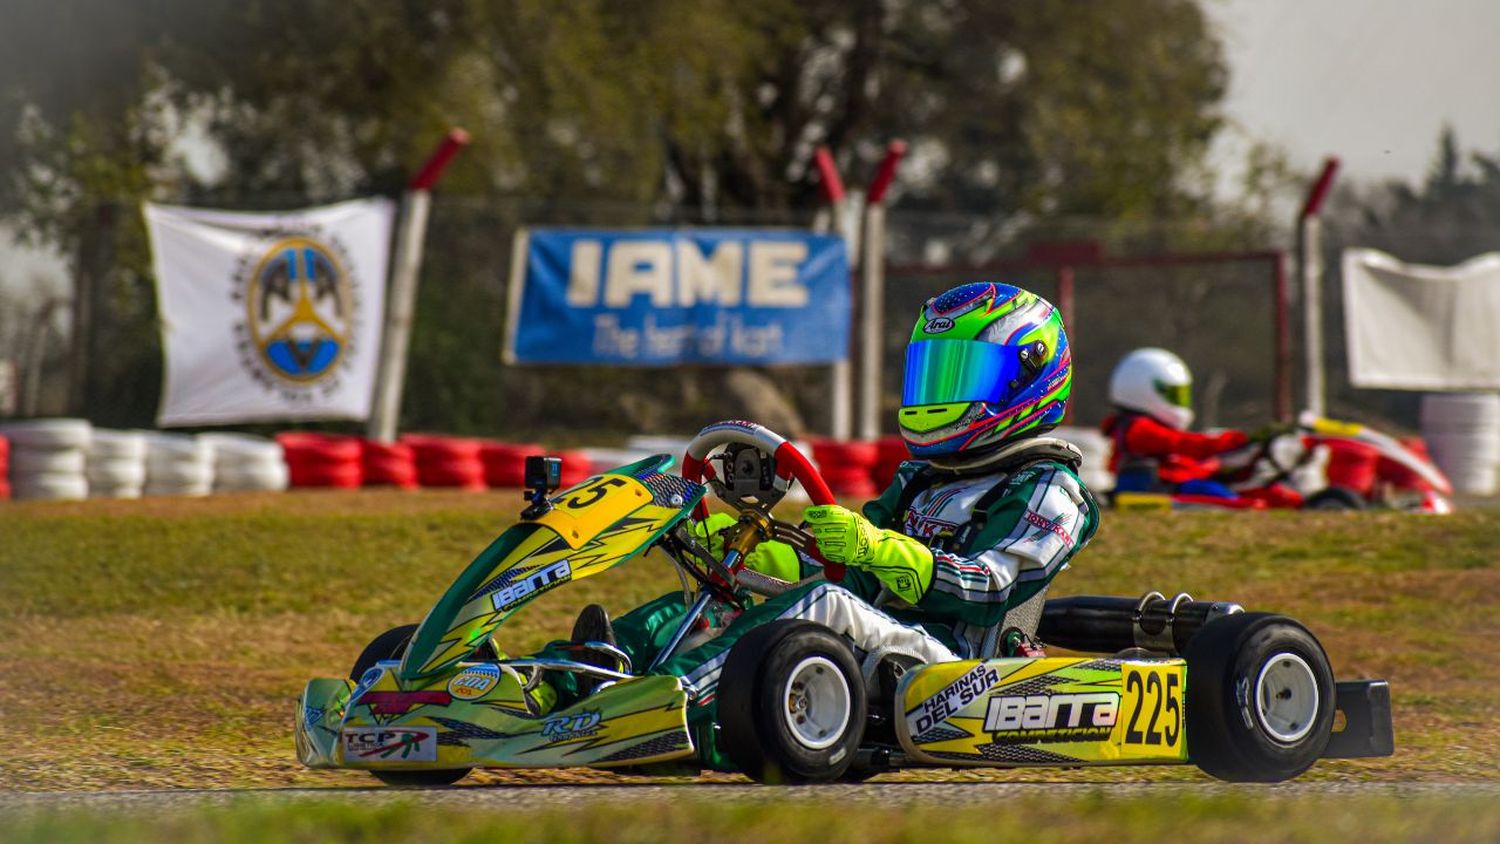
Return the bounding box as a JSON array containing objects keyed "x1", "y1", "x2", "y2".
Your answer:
[
  {"x1": 1108, "y1": 348, "x2": 1194, "y2": 429},
  {"x1": 899, "y1": 282, "x2": 1071, "y2": 459}
]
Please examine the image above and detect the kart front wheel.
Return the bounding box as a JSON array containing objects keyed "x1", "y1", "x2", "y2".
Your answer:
[
  {"x1": 350, "y1": 624, "x2": 471, "y2": 788},
  {"x1": 717, "y1": 620, "x2": 867, "y2": 784},
  {"x1": 1304, "y1": 487, "x2": 1366, "y2": 511},
  {"x1": 1185, "y1": 612, "x2": 1335, "y2": 782}
]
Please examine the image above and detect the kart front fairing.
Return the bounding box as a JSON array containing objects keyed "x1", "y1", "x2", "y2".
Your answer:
[
  {"x1": 296, "y1": 454, "x2": 707, "y2": 771},
  {"x1": 403, "y1": 454, "x2": 704, "y2": 680}
]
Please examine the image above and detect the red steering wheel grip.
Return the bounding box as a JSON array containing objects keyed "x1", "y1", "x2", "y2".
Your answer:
[
  {"x1": 679, "y1": 425, "x2": 845, "y2": 582},
  {"x1": 769, "y1": 441, "x2": 845, "y2": 583}
]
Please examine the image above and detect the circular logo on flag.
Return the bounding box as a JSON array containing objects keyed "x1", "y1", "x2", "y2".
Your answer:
[
  {"x1": 241, "y1": 236, "x2": 355, "y2": 384},
  {"x1": 228, "y1": 227, "x2": 366, "y2": 406}
]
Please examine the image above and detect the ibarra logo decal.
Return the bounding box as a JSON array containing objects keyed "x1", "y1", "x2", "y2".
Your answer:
[
  {"x1": 231, "y1": 230, "x2": 362, "y2": 403},
  {"x1": 983, "y1": 692, "x2": 1119, "y2": 743}
]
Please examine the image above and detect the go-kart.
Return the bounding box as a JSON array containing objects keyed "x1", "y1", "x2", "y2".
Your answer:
[
  {"x1": 1117, "y1": 414, "x2": 1453, "y2": 514},
  {"x1": 295, "y1": 420, "x2": 1393, "y2": 785}
]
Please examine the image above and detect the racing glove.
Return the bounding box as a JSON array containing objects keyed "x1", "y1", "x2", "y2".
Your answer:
[
  {"x1": 803, "y1": 504, "x2": 933, "y2": 604},
  {"x1": 690, "y1": 512, "x2": 802, "y2": 583}
]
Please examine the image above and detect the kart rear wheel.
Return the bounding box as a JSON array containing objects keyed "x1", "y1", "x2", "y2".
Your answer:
[
  {"x1": 717, "y1": 620, "x2": 866, "y2": 784},
  {"x1": 350, "y1": 624, "x2": 419, "y2": 680},
  {"x1": 350, "y1": 624, "x2": 471, "y2": 788},
  {"x1": 1185, "y1": 612, "x2": 1335, "y2": 782}
]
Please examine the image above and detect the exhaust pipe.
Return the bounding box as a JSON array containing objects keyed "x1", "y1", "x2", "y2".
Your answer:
[{"x1": 1037, "y1": 592, "x2": 1243, "y2": 656}]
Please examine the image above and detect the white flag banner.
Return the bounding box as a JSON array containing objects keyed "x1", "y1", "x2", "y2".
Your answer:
[
  {"x1": 145, "y1": 198, "x2": 395, "y2": 426},
  {"x1": 1343, "y1": 247, "x2": 1500, "y2": 390}
]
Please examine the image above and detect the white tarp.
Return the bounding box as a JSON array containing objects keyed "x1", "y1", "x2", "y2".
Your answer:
[
  {"x1": 1342, "y1": 247, "x2": 1500, "y2": 390},
  {"x1": 144, "y1": 199, "x2": 394, "y2": 426}
]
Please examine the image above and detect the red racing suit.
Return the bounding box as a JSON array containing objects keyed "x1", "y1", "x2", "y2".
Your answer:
[{"x1": 1101, "y1": 412, "x2": 1248, "y2": 488}]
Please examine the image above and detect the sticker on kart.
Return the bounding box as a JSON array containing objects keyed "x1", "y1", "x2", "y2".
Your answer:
[
  {"x1": 896, "y1": 657, "x2": 1186, "y2": 765},
  {"x1": 341, "y1": 726, "x2": 439, "y2": 762}
]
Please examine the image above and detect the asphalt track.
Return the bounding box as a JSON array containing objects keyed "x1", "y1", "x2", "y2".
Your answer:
[{"x1": 4, "y1": 781, "x2": 1498, "y2": 811}]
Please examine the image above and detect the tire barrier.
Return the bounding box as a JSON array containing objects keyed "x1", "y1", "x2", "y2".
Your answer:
[
  {"x1": 1, "y1": 418, "x2": 91, "y2": 501},
  {"x1": 403, "y1": 434, "x2": 486, "y2": 490},
  {"x1": 873, "y1": 436, "x2": 911, "y2": 489},
  {"x1": 360, "y1": 439, "x2": 418, "y2": 489},
  {"x1": 808, "y1": 437, "x2": 880, "y2": 499},
  {"x1": 276, "y1": 432, "x2": 363, "y2": 488},
  {"x1": 203, "y1": 433, "x2": 290, "y2": 493},
  {"x1": 479, "y1": 441, "x2": 542, "y2": 489},
  {"x1": 144, "y1": 433, "x2": 215, "y2": 497},
  {"x1": 553, "y1": 449, "x2": 593, "y2": 489},
  {"x1": 86, "y1": 429, "x2": 148, "y2": 499},
  {"x1": 1421, "y1": 392, "x2": 1500, "y2": 495}
]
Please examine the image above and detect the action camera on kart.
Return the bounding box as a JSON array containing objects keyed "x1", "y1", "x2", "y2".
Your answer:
[{"x1": 521, "y1": 455, "x2": 563, "y2": 520}]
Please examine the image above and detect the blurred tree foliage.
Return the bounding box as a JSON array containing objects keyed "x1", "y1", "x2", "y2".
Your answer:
[{"x1": 1, "y1": 0, "x2": 1240, "y2": 434}]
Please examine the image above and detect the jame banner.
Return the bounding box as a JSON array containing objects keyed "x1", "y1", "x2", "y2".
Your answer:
[{"x1": 505, "y1": 229, "x2": 850, "y2": 365}]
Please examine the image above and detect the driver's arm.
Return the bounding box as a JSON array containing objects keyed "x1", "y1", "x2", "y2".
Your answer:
[
  {"x1": 820, "y1": 463, "x2": 1097, "y2": 627},
  {"x1": 914, "y1": 465, "x2": 1098, "y2": 627}
]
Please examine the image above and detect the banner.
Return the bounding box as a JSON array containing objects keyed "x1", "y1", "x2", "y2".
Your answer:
[
  {"x1": 145, "y1": 198, "x2": 394, "y2": 426},
  {"x1": 1343, "y1": 248, "x2": 1500, "y2": 389},
  {"x1": 505, "y1": 228, "x2": 850, "y2": 365}
]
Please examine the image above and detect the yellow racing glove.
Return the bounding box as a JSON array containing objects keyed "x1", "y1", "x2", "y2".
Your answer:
[
  {"x1": 691, "y1": 512, "x2": 802, "y2": 583},
  {"x1": 802, "y1": 504, "x2": 934, "y2": 604}
]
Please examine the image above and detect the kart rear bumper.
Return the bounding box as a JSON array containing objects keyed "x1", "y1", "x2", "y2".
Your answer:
[{"x1": 1323, "y1": 680, "x2": 1395, "y2": 759}]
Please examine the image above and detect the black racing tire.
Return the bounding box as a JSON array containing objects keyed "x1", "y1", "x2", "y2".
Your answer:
[
  {"x1": 716, "y1": 620, "x2": 867, "y2": 784},
  {"x1": 1304, "y1": 487, "x2": 1367, "y2": 511},
  {"x1": 369, "y1": 769, "x2": 470, "y2": 787},
  {"x1": 1185, "y1": 612, "x2": 1335, "y2": 783},
  {"x1": 350, "y1": 624, "x2": 470, "y2": 788},
  {"x1": 350, "y1": 624, "x2": 420, "y2": 680}
]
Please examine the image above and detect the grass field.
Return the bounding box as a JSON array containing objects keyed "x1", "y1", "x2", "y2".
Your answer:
[
  {"x1": 6, "y1": 790, "x2": 1500, "y2": 843},
  {"x1": 2, "y1": 490, "x2": 1497, "y2": 793}
]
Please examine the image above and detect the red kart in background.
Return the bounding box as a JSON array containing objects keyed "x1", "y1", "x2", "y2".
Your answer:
[{"x1": 1155, "y1": 414, "x2": 1453, "y2": 513}]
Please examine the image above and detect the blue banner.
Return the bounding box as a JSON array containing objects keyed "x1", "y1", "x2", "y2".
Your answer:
[{"x1": 506, "y1": 228, "x2": 850, "y2": 365}]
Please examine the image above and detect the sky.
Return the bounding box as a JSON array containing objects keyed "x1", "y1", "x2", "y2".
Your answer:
[{"x1": 1205, "y1": 0, "x2": 1500, "y2": 192}]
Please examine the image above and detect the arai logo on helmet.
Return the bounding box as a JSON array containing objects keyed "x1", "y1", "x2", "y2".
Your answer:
[{"x1": 924, "y1": 317, "x2": 955, "y2": 333}]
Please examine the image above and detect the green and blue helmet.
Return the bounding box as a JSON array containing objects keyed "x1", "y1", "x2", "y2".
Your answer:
[{"x1": 899, "y1": 282, "x2": 1072, "y2": 459}]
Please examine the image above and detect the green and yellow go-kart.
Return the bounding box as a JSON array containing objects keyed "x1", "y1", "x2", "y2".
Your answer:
[{"x1": 295, "y1": 420, "x2": 1393, "y2": 786}]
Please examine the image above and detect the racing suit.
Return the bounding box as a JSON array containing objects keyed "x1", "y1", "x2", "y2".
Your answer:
[
  {"x1": 1102, "y1": 411, "x2": 1248, "y2": 497},
  {"x1": 576, "y1": 438, "x2": 1101, "y2": 768}
]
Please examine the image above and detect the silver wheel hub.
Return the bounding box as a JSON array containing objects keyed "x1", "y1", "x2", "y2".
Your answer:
[
  {"x1": 1254, "y1": 652, "x2": 1319, "y2": 743},
  {"x1": 781, "y1": 656, "x2": 851, "y2": 750}
]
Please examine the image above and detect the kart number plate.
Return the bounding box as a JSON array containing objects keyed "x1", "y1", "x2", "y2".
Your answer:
[
  {"x1": 341, "y1": 726, "x2": 438, "y2": 762},
  {"x1": 1115, "y1": 663, "x2": 1185, "y2": 760},
  {"x1": 537, "y1": 475, "x2": 651, "y2": 548}
]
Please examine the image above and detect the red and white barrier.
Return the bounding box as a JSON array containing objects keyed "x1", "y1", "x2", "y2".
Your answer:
[{"x1": 276, "y1": 432, "x2": 363, "y2": 488}]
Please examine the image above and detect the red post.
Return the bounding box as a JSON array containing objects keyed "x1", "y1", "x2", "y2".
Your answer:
[
  {"x1": 813, "y1": 146, "x2": 847, "y2": 205},
  {"x1": 866, "y1": 140, "x2": 907, "y2": 205},
  {"x1": 409, "y1": 128, "x2": 471, "y2": 191},
  {"x1": 1298, "y1": 157, "x2": 1341, "y2": 220}
]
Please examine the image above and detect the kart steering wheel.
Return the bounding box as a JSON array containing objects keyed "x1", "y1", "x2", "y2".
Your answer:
[{"x1": 682, "y1": 421, "x2": 845, "y2": 582}]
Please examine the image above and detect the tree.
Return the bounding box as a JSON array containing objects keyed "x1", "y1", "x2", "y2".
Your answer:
[{"x1": 0, "y1": 0, "x2": 1240, "y2": 432}]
